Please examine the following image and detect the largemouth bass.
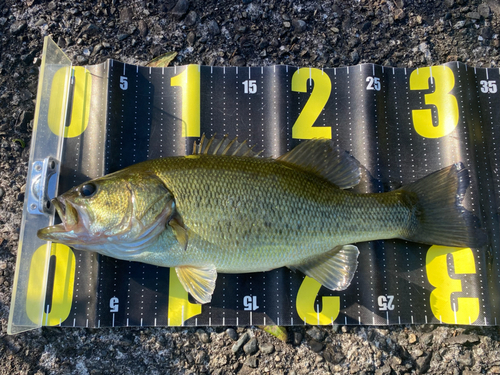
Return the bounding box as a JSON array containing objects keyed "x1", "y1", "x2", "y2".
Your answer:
[{"x1": 38, "y1": 136, "x2": 484, "y2": 304}]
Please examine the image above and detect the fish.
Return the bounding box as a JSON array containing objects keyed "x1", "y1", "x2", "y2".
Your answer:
[{"x1": 38, "y1": 136, "x2": 485, "y2": 304}]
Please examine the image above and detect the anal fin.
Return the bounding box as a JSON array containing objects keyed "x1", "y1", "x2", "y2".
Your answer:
[
  {"x1": 288, "y1": 245, "x2": 359, "y2": 291},
  {"x1": 175, "y1": 265, "x2": 217, "y2": 304}
]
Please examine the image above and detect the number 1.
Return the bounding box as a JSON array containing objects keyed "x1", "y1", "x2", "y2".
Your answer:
[{"x1": 171, "y1": 65, "x2": 201, "y2": 137}]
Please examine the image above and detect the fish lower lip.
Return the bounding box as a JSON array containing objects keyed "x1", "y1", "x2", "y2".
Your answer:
[{"x1": 37, "y1": 223, "x2": 68, "y2": 240}]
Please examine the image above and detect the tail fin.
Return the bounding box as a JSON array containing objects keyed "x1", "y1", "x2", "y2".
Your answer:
[{"x1": 402, "y1": 163, "x2": 486, "y2": 248}]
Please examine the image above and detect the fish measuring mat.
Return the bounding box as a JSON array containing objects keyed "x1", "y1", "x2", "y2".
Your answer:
[{"x1": 11, "y1": 55, "x2": 500, "y2": 331}]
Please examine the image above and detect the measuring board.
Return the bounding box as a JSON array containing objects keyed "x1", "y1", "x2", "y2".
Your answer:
[{"x1": 8, "y1": 36, "x2": 500, "y2": 334}]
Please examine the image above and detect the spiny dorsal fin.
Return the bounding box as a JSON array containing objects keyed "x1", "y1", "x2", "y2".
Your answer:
[
  {"x1": 192, "y1": 134, "x2": 262, "y2": 157},
  {"x1": 277, "y1": 139, "x2": 361, "y2": 189}
]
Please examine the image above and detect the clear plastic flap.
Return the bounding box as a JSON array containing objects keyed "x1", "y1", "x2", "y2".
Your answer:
[{"x1": 8, "y1": 37, "x2": 71, "y2": 334}]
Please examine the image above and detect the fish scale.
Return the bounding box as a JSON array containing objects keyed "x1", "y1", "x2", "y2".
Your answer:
[{"x1": 147, "y1": 155, "x2": 412, "y2": 272}]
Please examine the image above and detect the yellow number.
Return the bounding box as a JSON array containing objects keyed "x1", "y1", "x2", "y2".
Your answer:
[
  {"x1": 48, "y1": 66, "x2": 92, "y2": 138},
  {"x1": 296, "y1": 276, "x2": 340, "y2": 325},
  {"x1": 409, "y1": 66, "x2": 459, "y2": 138},
  {"x1": 168, "y1": 268, "x2": 202, "y2": 325},
  {"x1": 27, "y1": 243, "x2": 75, "y2": 326},
  {"x1": 171, "y1": 65, "x2": 201, "y2": 138},
  {"x1": 292, "y1": 68, "x2": 332, "y2": 139},
  {"x1": 426, "y1": 246, "x2": 479, "y2": 324}
]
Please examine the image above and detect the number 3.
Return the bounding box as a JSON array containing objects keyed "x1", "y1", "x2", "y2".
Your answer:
[
  {"x1": 426, "y1": 246, "x2": 479, "y2": 324},
  {"x1": 409, "y1": 66, "x2": 459, "y2": 139}
]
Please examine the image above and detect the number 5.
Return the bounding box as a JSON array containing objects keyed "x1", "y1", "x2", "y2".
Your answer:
[{"x1": 119, "y1": 76, "x2": 128, "y2": 90}]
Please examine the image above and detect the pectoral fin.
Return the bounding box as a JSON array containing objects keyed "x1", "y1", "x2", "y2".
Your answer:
[
  {"x1": 168, "y1": 216, "x2": 188, "y2": 251},
  {"x1": 288, "y1": 245, "x2": 359, "y2": 291},
  {"x1": 175, "y1": 265, "x2": 217, "y2": 304}
]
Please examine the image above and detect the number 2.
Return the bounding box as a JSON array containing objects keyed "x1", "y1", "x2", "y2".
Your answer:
[
  {"x1": 296, "y1": 276, "x2": 340, "y2": 325},
  {"x1": 291, "y1": 68, "x2": 332, "y2": 139}
]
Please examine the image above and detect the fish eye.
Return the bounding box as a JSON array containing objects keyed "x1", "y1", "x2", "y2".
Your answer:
[{"x1": 80, "y1": 183, "x2": 97, "y2": 198}]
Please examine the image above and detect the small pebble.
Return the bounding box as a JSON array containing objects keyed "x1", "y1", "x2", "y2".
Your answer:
[
  {"x1": 306, "y1": 327, "x2": 325, "y2": 342},
  {"x1": 226, "y1": 328, "x2": 238, "y2": 341},
  {"x1": 292, "y1": 19, "x2": 306, "y2": 33},
  {"x1": 232, "y1": 332, "x2": 249, "y2": 353},
  {"x1": 308, "y1": 339, "x2": 324, "y2": 353},
  {"x1": 171, "y1": 0, "x2": 189, "y2": 19},
  {"x1": 260, "y1": 343, "x2": 274, "y2": 354},
  {"x1": 243, "y1": 337, "x2": 258, "y2": 355},
  {"x1": 244, "y1": 356, "x2": 258, "y2": 368},
  {"x1": 196, "y1": 329, "x2": 211, "y2": 344},
  {"x1": 293, "y1": 331, "x2": 303, "y2": 345},
  {"x1": 207, "y1": 20, "x2": 220, "y2": 35}
]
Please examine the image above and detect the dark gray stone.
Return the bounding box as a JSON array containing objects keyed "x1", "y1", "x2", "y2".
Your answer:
[
  {"x1": 244, "y1": 356, "x2": 258, "y2": 368},
  {"x1": 478, "y1": 3, "x2": 491, "y2": 18},
  {"x1": 466, "y1": 11, "x2": 481, "y2": 20},
  {"x1": 138, "y1": 20, "x2": 148, "y2": 37},
  {"x1": 306, "y1": 327, "x2": 325, "y2": 342},
  {"x1": 184, "y1": 11, "x2": 198, "y2": 27},
  {"x1": 10, "y1": 21, "x2": 27, "y2": 35},
  {"x1": 120, "y1": 7, "x2": 133, "y2": 23},
  {"x1": 230, "y1": 55, "x2": 246, "y2": 66},
  {"x1": 243, "y1": 337, "x2": 258, "y2": 355},
  {"x1": 416, "y1": 353, "x2": 432, "y2": 374},
  {"x1": 351, "y1": 50, "x2": 360, "y2": 64},
  {"x1": 292, "y1": 19, "x2": 306, "y2": 33},
  {"x1": 196, "y1": 329, "x2": 211, "y2": 344},
  {"x1": 260, "y1": 343, "x2": 274, "y2": 354},
  {"x1": 171, "y1": 0, "x2": 189, "y2": 19},
  {"x1": 226, "y1": 328, "x2": 238, "y2": 341},
  {"x1": 207, "y1": 19, "x2": 220, "y2": 35},
  {"x1": 446, "y1": 334, "x2": 480, "y2": 345},
  {"x1": 117, "y1": 33, "x2": 130, "y2": 41},
  {"x1": 293, "y1": 331, "x2": 303, "y2": 345},
  {"x1": 231, "y1": 332, "x2": 249, "y2": 353},
  {"x1": 308, "y1": 339, "x2": 324, "y2": 353},
  {"x1": 323, "y1": 346, "x2": 344, "y2": 364}
]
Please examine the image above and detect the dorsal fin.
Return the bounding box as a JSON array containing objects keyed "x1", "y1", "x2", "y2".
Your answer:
[
  {"x1": 192, "y1": 135, "x2": 262, "y2": 157},
  {"x1": 277, "y1": 139, "x2": 361, "y2": 189}
]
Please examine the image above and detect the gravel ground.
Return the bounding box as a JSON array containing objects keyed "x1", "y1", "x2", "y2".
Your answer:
[{"x1": 1, "y1": 0, "x2": 500, "y2": 374}]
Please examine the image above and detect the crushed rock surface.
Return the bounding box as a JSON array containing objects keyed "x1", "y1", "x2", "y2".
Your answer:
[{"x1": 1, "y1": 0, "x2": 500, "y2": 374}]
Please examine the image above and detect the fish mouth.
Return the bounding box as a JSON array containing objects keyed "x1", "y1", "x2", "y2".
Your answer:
[{"x1": 37, "y1": 198, "x2": 86, "y2": 243}]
